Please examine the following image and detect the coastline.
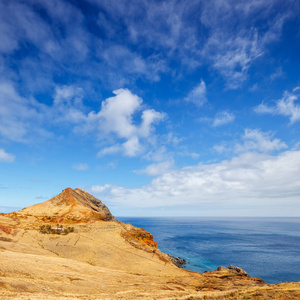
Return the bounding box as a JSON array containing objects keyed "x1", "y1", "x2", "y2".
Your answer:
[
  {"x1": 118, "y1": 216, "x2": 300, "y2": 284},
  {"x1": 0, "y1": 189, "x2": 299, "y2": 299}
]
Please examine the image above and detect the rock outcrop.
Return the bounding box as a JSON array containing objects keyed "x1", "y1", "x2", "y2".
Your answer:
[
  {"x1": 167, "y1": 254, "x2": 186, "y2": 268},
  {"x1": 122, "y1": 227, "x2": 158, "y2": 248},
  {"x1": 17, "y1": 187, "x2": 116, "y2": 223}
]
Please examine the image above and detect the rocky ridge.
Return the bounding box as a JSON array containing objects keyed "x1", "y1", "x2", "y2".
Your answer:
[{"x1": 17, "y1": 187, "x2": 116, "y2": 223}]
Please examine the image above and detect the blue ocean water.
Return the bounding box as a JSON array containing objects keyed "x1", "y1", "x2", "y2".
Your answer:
[{"x1": 118, "y1": 217, "x2": 300, "y2": 284}]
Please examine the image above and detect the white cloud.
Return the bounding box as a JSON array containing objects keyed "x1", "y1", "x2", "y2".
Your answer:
[
  {"x1": 213, "y1": 111, "x2": 235, "y2": 127},
  {"x1": 86, "y1": 89, "x2": 165, "y2": 139},
  {"x1": 91, "y1": 184, "x2": 112, "y2": 194},
  {"x1": 144, "y1": 146, "x2": 169, "y2": 162},
  {"x1": 270, "y1": 67, "x2": 284, "y2": 80},
  {"x1": 88, "y1": 89, "x2": 165, "y2": 157},
  {"x1": 97, "y1": 145, "x2": 122, "y2": 157},
  {"x1": 205, "y1": 30, "x2": 263, "y2": 89},
  {"x1": 213, "y1": 143, "x2": 228, "y2": 154},
  {"x1": 0, "y1": 148, "x2": 15, "y2": 163},
  {"x1": 98, "y1": 44, "x2": 167, "y2": 83},
  {"x1": 0, "y1": 82, "x2": 165, "y2": 158},
  {"x1": 255, "y1": 87, "x2": 300, "y2": 123},
  {"x1": 96, "y1": 150, "x2": 300, "y2": 214},
  {"x1": 72, "y1": 163, "x2": 89, "y2": 171},
  {"x1": 139, "y1": 109, "x2": 166, "y2": 137},
  {"x1": 236, "y1": 128, "x2": 287, "y2": 153},
  {"x1": 135, "y1": 160, "x2": 174, "y2": 176},
  {"x1": 0, "y1": 83, "x2": 165, "y2": 159},
  {"x1": 98, "y1": 137, "x2": 143, "y2": 158},
  {"x1": 96, "y1": 89, "x2": 142, "y2": 138},
  {"x1": 0, "y1": 81, "x2": 48, "y2": 142},
  {"x1": 123, "y1": 136, "x2": 142, "y2": 157},
  {"x1": 53, "y1": 85, "x2": 86, "y2": 123},
  {"x1": 213, "y1": 128, "x2": 287, "y2": 156},
  {"x1": 185, "y1": 80, "x2": 207, "y2": 106},
  {"x1": 0, "y1": 82, "x2": 89, "y2": 142},
  {"x1": 255, "y1": 103, "x2": 274, "y2": 114}
]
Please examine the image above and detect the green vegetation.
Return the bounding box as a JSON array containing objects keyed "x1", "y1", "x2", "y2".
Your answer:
[{"x1": 39, "y1": 224, "x2": 74, "y2": 235}]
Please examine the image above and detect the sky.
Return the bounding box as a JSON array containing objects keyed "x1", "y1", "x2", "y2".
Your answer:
[{"x1": 0, "y1": 0, "x2": 300, "y2": 217}]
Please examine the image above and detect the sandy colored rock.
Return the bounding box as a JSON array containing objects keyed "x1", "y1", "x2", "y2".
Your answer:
[{"x1": 18, "y1": 188, "x2": 116, "y2": 223}]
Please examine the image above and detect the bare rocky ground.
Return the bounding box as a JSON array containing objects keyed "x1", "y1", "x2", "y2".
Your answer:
[{"x1": 0, "y1": 188, "x2": 299, "y2": 299}]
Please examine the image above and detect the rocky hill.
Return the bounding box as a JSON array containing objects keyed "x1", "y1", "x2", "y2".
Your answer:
[
  {"x1": 18, "y1": 187, "x2": 116, "y2": 223},
  {"x1": 0, "y1": 188, "x2": 299, "y2": 299}
]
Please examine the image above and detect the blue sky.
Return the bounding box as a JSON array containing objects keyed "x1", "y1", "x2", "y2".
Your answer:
[{"x1": 0, "y1": 0, "x2": 300, "y2": 216}]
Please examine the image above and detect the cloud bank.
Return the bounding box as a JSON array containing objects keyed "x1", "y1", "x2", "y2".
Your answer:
[{"x1": 91, "y1": 150, "x2": 300, "y2": 215}]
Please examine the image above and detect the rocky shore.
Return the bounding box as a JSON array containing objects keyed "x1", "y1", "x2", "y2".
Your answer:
[{"x1": 167, "y1": 254, "x2": 187, "y2": 268}]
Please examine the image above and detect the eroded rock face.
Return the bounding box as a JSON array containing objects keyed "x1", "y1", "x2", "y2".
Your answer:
[
  {"x1": 167, "y1": 255, "x2": 186, "y2": 268},
  {"x1": 17, "y1": 188, "x2": 116, "y2": 223},
  {"x1": 198, "y1": 265, "x2": 265, "y2": 292},
  {"x1": 228, "y1": 265, "x2": 248, "y2": 274},
  {"x1": 122, "y1": 227, "x2": 158, "y2": 248}
]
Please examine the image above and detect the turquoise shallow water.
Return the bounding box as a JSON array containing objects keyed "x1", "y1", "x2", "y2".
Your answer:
[{"x1": 118, "y1": 217, "x2": 300, "y2": 284}]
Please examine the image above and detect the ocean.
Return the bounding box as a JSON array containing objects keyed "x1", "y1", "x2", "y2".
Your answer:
[{"x1": 118, "y1": 217, "x2": 300, "y2": 284}]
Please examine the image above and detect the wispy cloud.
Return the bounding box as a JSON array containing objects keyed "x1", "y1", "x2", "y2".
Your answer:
[
  {"x1": 213, "y1": 111, "x2": 235, "y2": 127},
  {"x1": 135, "y1": 160, "x2": 174, "y2": 176},
  {"x1": 0, "y1": 148, "x2": 15, "y2": 163},
  {"x1": 214, "y1": 128, "x2": 287, "y2": 155},
  {"x1": 97, "y1": 145, "x2": 123, "y2": 157},
  {"x1": 0, "y1": 81, "x2": 49, "y2": 142},
  {"x1": 0, "y1": 0, "x2": 297, "y2": 94},
  {"x1": 185, "y1": 80, "x2": 207, "y2": 106},
  {"x1": 255, "y1": 87, "x2": 300, "y2": 123},
  {"x1": 53, "y1": 86, "x2": 86, "y2": 124},
  {"x1": 90, "y1": 184, "x2": 112, "y2": 194},
  {"x1": 72, "y1": 163, "x2": 89, "y2": 171},
  {"x1": 208, "y1": 31, "x2": 263, "y2": 89},
  {"x1": 270, "y1": 67, "x2": 284, "y2": 80},
  {"x1": 84, "y1": 0, "x2": 297, "y2": 89},
  {"x1": 236, "y1": 129, "x2": 288, "y2": 153},
  {"x1": 200, "y1": 0, "x2": 295, "y2": 89}
]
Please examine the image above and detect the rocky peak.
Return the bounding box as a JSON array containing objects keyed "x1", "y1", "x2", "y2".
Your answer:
[{"x1": 18, "y1": 188, "x2": 116, "y2": 223}]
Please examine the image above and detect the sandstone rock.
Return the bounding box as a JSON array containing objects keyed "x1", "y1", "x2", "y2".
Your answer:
[{"x1": 122, "y1": 227, "x2": 158, "y2": 248}]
